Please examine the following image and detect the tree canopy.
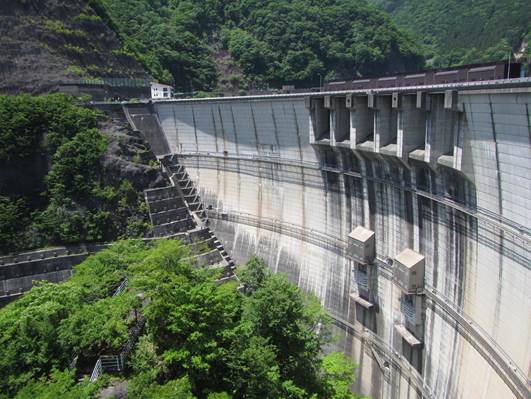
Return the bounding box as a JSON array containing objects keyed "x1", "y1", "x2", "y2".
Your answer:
[
  {"x1": 0, "y1": 94, "x2": 151, "y2": 254},
  {"x1": 99, "y1": 0, "x2": 424, "y2": 91},
  {"x1": 0, "y1": 241, "x2": 365, "y2": 399},
  {"x1": 369, "y1": 0, "x2": 531, "y2": 67}
]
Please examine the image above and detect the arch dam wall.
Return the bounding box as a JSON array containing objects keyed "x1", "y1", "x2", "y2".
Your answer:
[{"x1": 124, "y1": 82, "x2": 531, "y2": 399}]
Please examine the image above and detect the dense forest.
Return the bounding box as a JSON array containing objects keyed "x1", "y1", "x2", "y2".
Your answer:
[
  {"x1": 369, "y1": 0, "x2": 531, "y2": 67},
  {"x1": 0, "y1": 94, "x2": 155, "y2": 254},
  {"x1": 98, "y1": 0, "x2": 424, "y2": 92},
  {"x1": 0, "y1": 241, "x2": 364, "y2": 399}
]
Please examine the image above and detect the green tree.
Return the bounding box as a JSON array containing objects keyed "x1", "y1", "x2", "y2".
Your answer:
[
  {"x1": 239, "y1": 255, "x2": 270, "y2": 293},
  {"x1": 0, "y1": 94, "x2": 151, "y2": 253},
  {"x1": 0, "y1": 243, "x2": 364, "y2": 398},
  {"x1": 0, "y1": 283, "x2": 85, "y2": 395},
  {"x1": 226, "y1": 336, "x2": 281, "y2": 398},
  {"x1": 242, "y1": 274, "x2": 324, "y2": 394},
  {"x1": 13, "y1": 369, "x2": 99, "y2": 399},
  {"x1": 128, "y1": 375, "x2": 196, "y2": 399},
  {"x1": 58, "y1": 293, "x2": 135, "y2": 356},
  {"x1": 369, "y1": 0, "x2": 531, "y2": 67},
  {"x1": 100, "y1": 0, "x2": 424, "y2": 89},
  {"x1": 0, "y1": 196, "x2": 28, "y2": 253},
  {"x1": 321, "y1": 353, "x2": 361, "y2": 399}
]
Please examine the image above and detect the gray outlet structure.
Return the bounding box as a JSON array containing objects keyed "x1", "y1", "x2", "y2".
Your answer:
[{"x1": 123, "y1": 78, "x2": 531, "y2": 399}]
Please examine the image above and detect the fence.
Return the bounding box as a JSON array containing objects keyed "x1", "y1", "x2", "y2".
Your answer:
[
  {"x1": 73, "y1": 78, "x2": 151, "y2": 87},
  {"x1": 113, "y1": 278, "x2": 128, "y2": 296},
  {"x1": 88, "y1": 315, "x2": 145, "y2": 382}
]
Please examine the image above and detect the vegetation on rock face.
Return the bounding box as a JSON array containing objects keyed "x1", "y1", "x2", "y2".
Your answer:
[
  {"x1": 0, "y1": 94, "x2": 151, "y2": 254},
  {"x1": 99, "y1": 0, "x2": 424, "y2": 91},
  {"x1": 368, "y1": 0, "x2": 531, "y2": 67},
  {"x1": 0, "y1": 0, "x2": 148, "y2": 94},
  {"x1": 0, "y1": 241, "x2": 364, "y2": 399}
]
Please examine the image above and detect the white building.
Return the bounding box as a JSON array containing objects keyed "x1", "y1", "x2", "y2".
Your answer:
[{"x1": 151, "y1": 82, "x2": 174, "y2": 99}]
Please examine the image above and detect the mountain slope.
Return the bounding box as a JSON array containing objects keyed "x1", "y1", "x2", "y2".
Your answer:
[
  {"x1": 100, "y1": 0, "x2": 425, "y2": 91},
  {"x1": 369, "y1": 0, "x2": 531, "y2": 66},
  {"x1": 0, "y1": 0, "x2": 147, "y2": 94}
]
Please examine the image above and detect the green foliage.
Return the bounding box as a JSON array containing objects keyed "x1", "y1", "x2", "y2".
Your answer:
[
  {"x1": 69, "y1": 240, "x2": 147, "y2": 298},
  {"x1": 224, "y1": 0, "x2": 423, "y2": 84},
  {"x1": 46, "y1": 129, "x2": 108, "y2": 200},
  {"x1": 13, "y1": 369, "x2": 99, "y2": 399},
  {"x1": 242, "y1": 274, "x2": 324, "y2": 393},
  {"x1": 43, "y1": 19, "x2": 87, "y2": 39},
  {"x1": 63, "y1": 44, "x2": 87, "y2": 56},
  {"x1": 226, "y1": 336, "x2": 281, "y2": 398},
  {"x1": 0, "y1": 282, "x2": 86, "y2": 394},
  {"x1": 65, "y1": 65, "x2": 93, "y2": 79},
  {"x1": 128, "y1": 375, "x2": 196, "y2": 399},
  {"x1": 0, "y1": 242, "x2": 363, "y2": 398},
  {"x1": 100, "y1": 0, "x2": 423, "y2": 90},
  {"x1": 0, "y1": 94, "x2": 97, "y2": 165},
  {"x1": 208, "y1": 393, "x2": 231, "y2": 399},
  {"x1": 58, "y1": 293, "x2": 135, "y2": 354},
  {"x1": 134, "y1": 247, "x2": 350, "y2": 398},
  {"x1": 239, "y1": 255, "x2": 269, "y2": 293},
  {"x1": 0, "y1": 241, "x2": 148, "y2": 396},
  {"x1": 0, "y1": 196, "x2": 28, "y2": 253},
  {"x1": 321, "y1": 353, "x2": 361, "y2": 399},
  {"x1": 0, "y1": 94, "x2": 151, "y2": 253},
  {"x1": 369, "y1": 0, "x2": 531, "y2": 66}
]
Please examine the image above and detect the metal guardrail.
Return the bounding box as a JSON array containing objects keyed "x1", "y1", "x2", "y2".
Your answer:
[
  {"x1": 113, "y1": 279, "x2": 128, "y2": 296},
  {"x1": 89, "y1": 358, "x2": 102, "y2": 383},
  {"x1": 327, "y1": 311, "x2": 434, "y2": 399},
  {"x1": 179, "y1": 151, "x2": 530, "y2": 243},
  {"x1": 71, "y1": 78, "x2": 151, "y2": 87},
  {"x1": 0, "y1": 243, "x2": 109, "y2": 267},
  {"x1": 207, "y1": 209, "x2": 530, "y2": 398},
  {"x1": 142, "y1": 77, "x2": 531, "y2": 104},
  {"x1": 420, "y1": 285, "x2": 531, "y2": 399},
  {"x1": 86, "y1": 278, "x2": 130, "y2": 383}
]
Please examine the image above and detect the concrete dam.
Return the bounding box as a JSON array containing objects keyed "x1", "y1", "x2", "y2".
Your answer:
[{"x1": 124, "y1": 80, "x2": 531, "y2": 399}]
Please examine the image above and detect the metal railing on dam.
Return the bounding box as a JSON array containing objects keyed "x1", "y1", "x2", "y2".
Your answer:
[
  {"x1": 206, "y1": 209, "x2": 531, "y2": 399},
  {"x1": 88, "y1": 77, "x2": 531, "y2": 109},
  {"x1": 179, "y1": 151, "x2": 531, "y2": 245}
]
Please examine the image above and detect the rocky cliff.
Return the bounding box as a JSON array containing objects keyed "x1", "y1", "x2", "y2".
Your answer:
[{"x1": 0, "y1": 0, "x2": 147, "y2": 94}]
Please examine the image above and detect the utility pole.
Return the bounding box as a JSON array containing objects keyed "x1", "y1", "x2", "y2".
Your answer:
[{"x1": 507, "y1": 50, "x2": 511, "y2": 79}]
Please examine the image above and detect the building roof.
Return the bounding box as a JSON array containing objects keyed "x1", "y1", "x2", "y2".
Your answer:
[
  {"x1": 348, "y1": 226, "x2": 375, "y2": 242},
  {"x1": 394, "y1": 248, "x2": 424, "y2": 269},
  {"x1": 151, "y1": 82, "x2": 174, "y2": 89}
]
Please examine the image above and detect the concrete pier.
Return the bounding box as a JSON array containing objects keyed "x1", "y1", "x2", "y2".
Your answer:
[{"x1": 126, "y1": 80, "x2": 531, "y2": 399}]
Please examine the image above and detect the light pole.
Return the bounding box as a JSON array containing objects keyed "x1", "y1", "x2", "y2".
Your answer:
[{"x1": 318, "y1": 73, "x2": 322, "y2": 91}]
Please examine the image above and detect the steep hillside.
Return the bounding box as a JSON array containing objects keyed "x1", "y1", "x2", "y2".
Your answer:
[
  {"x1": 100, "y1": 0, "x2": 424, "y2": 92},
  {"x1": 0, "y1": 0, "x2": 147, "y2": 94},
  {"x1": 0, "y1": 94, "x2": 165, "y2": 255},
  {"x1": 369, "y1": 0, "x2": 531, "y2": 66}
]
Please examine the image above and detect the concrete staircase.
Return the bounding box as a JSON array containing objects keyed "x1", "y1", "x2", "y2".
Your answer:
[
  {"x1": 159, "y1": 155, "x2": 235, "y2": 269},
  {"x1": 144, "y1": 186, "x2": 196, "y2": 238},
  {"x1": 143, "y1": 157, "x2": 235, "y2": 271}
]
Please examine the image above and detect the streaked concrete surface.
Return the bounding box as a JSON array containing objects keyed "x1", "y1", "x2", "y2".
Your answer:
[{"x1": 128, "y1": 85, "x2": 530, "y2": 399}]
